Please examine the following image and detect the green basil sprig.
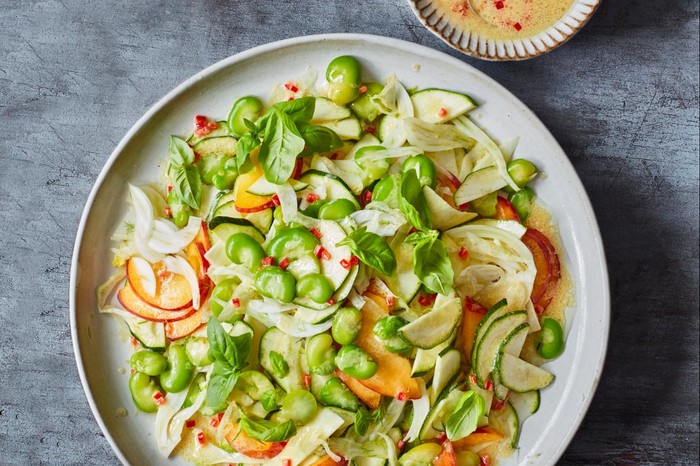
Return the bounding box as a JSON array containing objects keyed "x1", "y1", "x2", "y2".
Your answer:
[
  {"x1": 233, "y1": 96, "x2": 341, "y2": 184},
  {"x1": 205, "y1": 317, "x2": 252, "y2": 409},
  {"x1": 399, "y1": 170, "x2": 432, "y2": 231},
  {"x1": 444, "y1": 390, "x2": 485, "y2": 441},
  {"x1": 405, "y1": 230, "x2": 454, "y2": 295},
  {"x1": 168, "y1": 136, "x2": 202, "y2": 210},
  {"x1": 338, "y1": 227, "x2": 397, "y2": 276},
  {"x1": 269, "y1": 351, "x2": 289, "y2": 378},
  {"x1": 239, "y1": 413, "x2": 297, "y2": 442}
]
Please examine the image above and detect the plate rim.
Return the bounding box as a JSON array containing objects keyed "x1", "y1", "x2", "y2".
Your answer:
[{"x1": 70, "y1": 32, "x2": 609, "y2": 466}]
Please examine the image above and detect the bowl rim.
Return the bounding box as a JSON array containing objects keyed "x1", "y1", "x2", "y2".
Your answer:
[
  {"x1": 70, "y1": 32, "x2": 609, "y2": 465},
  {"x1": 406, "y1": 0, "x2": 603, "y2": 60}
]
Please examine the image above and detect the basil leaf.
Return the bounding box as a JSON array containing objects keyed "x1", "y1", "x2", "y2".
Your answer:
[
  {"x1": 354, "y1": 407, "x2": 371, "y2": 436},
  {"x1": 399, "y1": 170, "x2": 432, "y2": 231},
  {"x1": 258, "y1": 107, "x2": 305, "y2": 184},
  {"x1": 240, "y1": 415, "x2": 297, "y2": 442},
  {"x1": 172, "y1": 165, "x2": 202, "y2": 210},
  {"x1": 207, "y1": 317, "x2": 252, "y2": 369},
  {"x1": 269, "y1": 351, "x2": 289, "y2": 377},
  {"x1": 236, "y1": 132, "x2": 260, "y2": 173},
  {"x1": 206, "y1": 361, "x2": 239, "y2": 408},
  {"x1": 261, "y1": 389, "x2": 282, "y2": 412},
  {"x1": 169, "y1": 136, "x2": 195, "y2": 167},
  {"x1": 407, "y1": 230, "x2": 454, "y2": 295},
  {"x1": 243, "y1": 118, "x2": 258, "y2": 133},
  {"x1": 299, "y1": 124, "x2": 342, "y2": 155},
  {"x1": 445, "y1": 390, "x2": 485, "y2": 441},
  {"x1": 338, "y1": 227, "x2": 397, "y2": 276},
  {"x1": 273, "y1": 96, "x2": 316, "y2": 124}
]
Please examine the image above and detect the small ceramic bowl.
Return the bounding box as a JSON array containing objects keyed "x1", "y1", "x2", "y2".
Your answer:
[{"x1": 407, "y1": 0, "x2": 601, "y2": 60}]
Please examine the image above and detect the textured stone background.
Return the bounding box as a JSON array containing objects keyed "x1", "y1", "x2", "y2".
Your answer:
[{"x1": 0, "y1": 0, "x2": 698, "y2": 464}]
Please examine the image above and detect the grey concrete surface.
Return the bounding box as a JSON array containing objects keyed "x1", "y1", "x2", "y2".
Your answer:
[{"x1": 0, "y1": 0, "x2": 698, "y2": 464}]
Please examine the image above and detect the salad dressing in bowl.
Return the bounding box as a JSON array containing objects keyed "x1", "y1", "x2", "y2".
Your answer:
[{"x1": 439, "y1": 0, "x2": 575, "y2": 40}]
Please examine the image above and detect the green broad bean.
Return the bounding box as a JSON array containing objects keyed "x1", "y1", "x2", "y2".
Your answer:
[
  {"x1": 212, "y1": 159, "x2": 238, "y2": 191},
  {"x1": 130, "y1": 350, "x2": 168, "y2": 376},
  {"x1": 268, "y1": 227, "x2": 319, "y2": 260},
  {"x1": 373, "y1": 316, "x2": 412, "y2": 354},
  {"x1": 318, "y1": 198, "x2": 358, "y2": 220},
  {"x1": 326, "y1": 56, "x2": 362, "y2": 105},
  {"x1": 281, "y1": 389, "x2": 318, "y2": 424},
  {"x1": 319, "y1": 377, "x2": 360, "y2": 411},
  {"x1": 537, "y1": 317, "x2": 565, "y2": 359},
  {"x1": 331, "y1": 307, "x2": 362, "y2": 345},
  {"x1": 401, "y1": 154, "x2": 437, "y2": 189},
  {"x1": 159, "y1": 345, "x2": 195, "y2": 393},
  {"x1": 471, "y1": 192, "x2": 498, "y2": 218},
  {"x1": 302, "y1": 200, "x2": 328, "y2": 218},
  {"x1": 167, "y1": 190, "x2": 192, "y2": 228},
  {"x1": 508, "y1": 187, "x2": 535, "y2": 222},
  {"x1": 237, "y1": 370, "x2": 275, "y2": 400},
  {"x1": 354, "y1": 145, "x2": 391, "y2": 181},
  {"x1": 306, "y1": 334, "x2": 337, "y2": 375},
  {"x1": 228, "y1": 96, "x2": 265, "y2": 137},
  {"x1": 455, "y1": 451, "x2": 481, "y2": 466},
  {"x1": 226, "y1": 233, "x2": 265, "y2": 271},
  {"x1": 182, "y1": 373, "x2": 206, "y2": 409},
  {"x1": 335, "y1": 345, "x2": 378, "y2": 380},
  {"x1": 209, "y1": 278, "x2": 238, "y2": 318},
  {"x1": 185, "y1": 337, "x2": 211, "y2": 367},
  {"x1": 255, "y1": 266, "x2": 296, "y2": 303},
  {"x1": 129, "y1": 371, "x2": 161, "y2": 413},
  {"x1": 506, "y1": 159, "x2": 538, "y2": 188},
  {"x1": 350, "y1": 82, "x2": 385, "y2": 122},
  {"x1": 398, "y1": 443, "x2": 443, "y2": 466},
  {"x1": 296, "y1": 273, "x2": 334, "y2": 304},
  {"x1": 372, "y1": 174, "x2": 400, "y2": 208}
]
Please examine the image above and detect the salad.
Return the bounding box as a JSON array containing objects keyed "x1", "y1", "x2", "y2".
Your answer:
[{"x1": 98, "y1": 55, "x2": 570, "y2": 466}]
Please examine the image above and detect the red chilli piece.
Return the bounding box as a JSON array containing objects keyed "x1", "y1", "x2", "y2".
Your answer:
[
  {"x1": 272, "y1": 194, "x2": 281, "y2": 206},
  {"x1": 232, "y1": 298, "x2": 240, "y2": 308},
  {"x1": 491, "y1": 398, "x2": 507, "y2": 412},
  {"x1": 361, "y1": 189, "x2": 373, "y2": 207},
  {"x1": 314, "y1": 245, "x2": 331, "y2": 260},
  {"x1": 397, "y1": 439, "x2": 406, "y2": 450},
  {"x1": 207, "y1": 121, "x2": 219, "y2": 130},
  {"x1": 278, "y1": 257, "x2": 290, "y2": 270},
  {"x1": 164, "y1": 207, "x2": 172, "y2": 218},
  {"x1": 306, "y1": 193, "x2": 320, "y2": 204},
  {"x1": 359, "y1": 85, "x2": 368, "y2": 94},
  {"x1": 130, "y1": 337, "x2": 139, "y2": 347},
  {"x1": 210, "y1": 412, "x2": 224, "y2": 428},
  {"x1": 327, "y1": 298, "x2": 336, "y2": 305},
  {"x1": 514, "y1": 22, "x2": 522, "y2": 31},
  {"x1": 283, "y1": 459, "x2": 292, "y2": 466},
  {"x1": 495, "y1": 1, "x2": 504, "y2": 9},
  {"x1": 397, "y1": 392, "x2": 408, "y2": 402},
  {"x1": 480, "y1": 455, "x2": 491, "y2": 466},
  {"x1": 459, "y1": 247, "x2": 469, "y2": 261},
  {"x1": 436, "y1": 432, "x2": 447, "y2": 442},
  {"x1": 438, "y1": 107, "x2": 448, "y2": 118},
  {"x1": 194, "y1": 115, "x2": 208, "y2": 129},
  {"x1": 469, "y1": 373, "x2": 478, "y2": 385},
  {"x1": 167, "y1": 184, "x2": 173, "y2": 193},
  {"x1": 153, "y1": 391, "x2": 166, "y2": 406},
  {"x1": 130, "y1": 369, "x2": 136, "y2": 375},
  {"x1": 484, "y1": 378, "x2": 494, "y2": 391},
  {"x1": 365, "y1": 125, "x2": 376, "y2": 135},
  {"x1": 349, "y1": 255, "x2": 359, "y2": 266},
  {"x1": 340, "y1": 258, "x2": 351, "y2": 270},
  {"x1": 309, "y1": 227, "x2": 322, "y2": 239},
  {"x1": 284, "y1": 82, "x2": 299, "y2": 93},
  {"x1": 458, "y1": 202, "x2": 470, "y2": 211},
  {"x1": 261, "y1": 256, "x2": 275, "y2": 267},
  {"x1": 185, "y1": 419, "x2": 196, "y2": 429},
  {"x1": 303, "y1": 373, "x2": 311, "y2": 388},
  {"x1": 197, "y1": 431, "x2": 206, "y2": 445}
]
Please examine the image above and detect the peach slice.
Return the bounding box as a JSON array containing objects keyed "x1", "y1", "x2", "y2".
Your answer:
[
  {"x1": 355, "y1": 294, "x2": 420, "y2": 399},
  {"x1": 521, "y1": 228, "x2": 561, "y2": 313},
  {"x1": 126, "y1": 259, "x2": 193, "y2": 310},
  {"x1": 118, "y1": 285, "x2": 195, "y2": 322},
  {"x1": 165, "y1": 308, "x2": 204, "y2": 340},
  {"x1": 223, "y1": 419, "x2": 286, "y2": 459},
  {"x1": 336, "y1": 370, "x2": 382, "y2": 409}
]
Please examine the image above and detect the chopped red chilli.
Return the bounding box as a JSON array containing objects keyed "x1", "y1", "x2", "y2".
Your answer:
[
  {"x1": 232, "y1": 298, "x2": 240, "y2": 307},
  {"x1": 261, "y1": 256, "x2": 275, "y2": 267},
  {"x1": 272, "y1": 194, "x2": 281, "y2": 206},
  {"x1": 349, "y1": 255, "x2": 359, "y2": 266},
  {"x1": 514, "y1": 22, "x2": 522, "y2": 31},
  {"x1": 397, "y1": 392, "x2": 408, "y2": 401},
  {"x1": 340, "y1": 258, "x2": 351, "y2": 270},
  {"x1": 210, "y1": 412, "x2": 224, "y2": 428},
  {"x1": 438, "y1": 107, "x2": 448, "y2": 118},
  {"x1": 303, "y1": 373, "x2": 311, "y2": 388},
  {"x1": 306, "y1": 193, "x2": 320, "y2": 203},
  {"x1": 359, "y1": 85, "x2": 368, "y2": 94},
  {"x1": 314, "y1": 245, "x2": 331, "y2": 260},
  {"x1": 436, "y1": 432, "x2": 447, "y2": 442},
  {"x1": 386, "y1": 295, "x2": 395, "y2": 308},
  {"x1": 284, "y1": 82, "x2": 299, "y2": 93},
  {"x1": 485, "y1": 378, "x2": 494, "y2": 391},
  {"x1": 480, "y1": 455, "x2": 491, "y2": 466},
  {"x1": 327, "y1": 298, "x2": 336, "y2": 305},
  {"x1": 186, "y1": 419, "x2": 196, "y2": 428},
  {"x1": 153, "y1": 391, "x2": 166, "y2": 406},
  {"x1": 197, "y1": 431, "x2": 206, "y2": 445},
  {"x1": 310, "y1": 227, "x2": 322, "y2": 239},
  {"x1": 495, "y1": 1, "x2": 504, "y2": 9},
  {"x1": 279, "y1": 257, "x2": 290, "y2": 270},
  {"x1": 164, "y1": 207, "x2": 171, "y2": 218},
  {"x1": 397, "y1": 439, "x2": 406, "y2": 450},
  {"x1": 194, "y1": 115, "x2": 207, "y2": 129},
  {"x1": 283, "y1": 459, "x2": 292, "y2": 466},
  {"x1": 167, "y1": 184, "x2": 173, "y2": 193},
  {"x1": 459, "y1": 247, "x2": 469, "y2": 260}
]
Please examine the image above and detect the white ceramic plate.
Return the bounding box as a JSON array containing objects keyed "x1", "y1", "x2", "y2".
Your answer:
[{"x1": 70, "y1": 34, "x2": 609, "y2": 466}]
